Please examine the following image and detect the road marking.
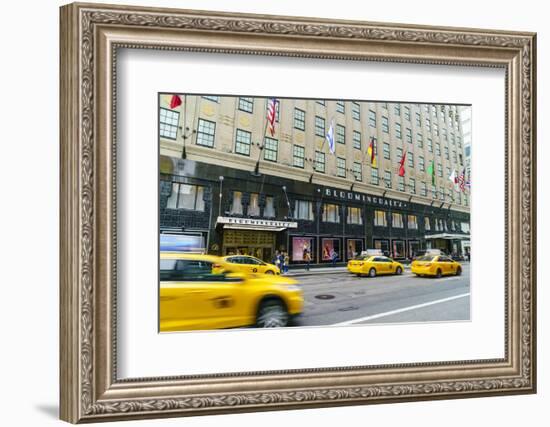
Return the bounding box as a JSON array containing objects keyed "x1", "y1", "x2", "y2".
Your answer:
[{"x1": 331, "y1": 292, "x2": 470, "y2": 326}]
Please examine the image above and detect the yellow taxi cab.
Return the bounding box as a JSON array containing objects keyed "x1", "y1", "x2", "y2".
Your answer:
[
  {"x1": 347, "y1": 255, "x2": 404, "y2": 277},
  {"x1": 219, "y1": 255, "x2": 280, "y2": 275},
  {"x1": 160, "y1": 253, "x2": 303, "y2": 332},
  {"x1": 411, "y1": 254, "x2": 462, "y2": 278}
]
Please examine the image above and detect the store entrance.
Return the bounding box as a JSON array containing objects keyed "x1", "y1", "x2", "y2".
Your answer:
[{"x1": 222, "y1": 229, "x2": 276, "y2": 262}]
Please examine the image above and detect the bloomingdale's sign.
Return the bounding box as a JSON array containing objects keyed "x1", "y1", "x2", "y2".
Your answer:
[{"x1": 322, "y1": 187, "x2": 408, "y2": 209}]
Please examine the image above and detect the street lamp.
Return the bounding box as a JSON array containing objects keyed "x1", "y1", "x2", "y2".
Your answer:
[
  {"x1": 251, "y1": 141, "x2": 265, "y2": 177},
  {"x1": 282, "y1": 185, "x2": 292, "y2": 218},
  {"x1": 218, "y1": 176, "x2": 224, "y2": 217},
  {"x1": 180, "y1": 126, "x2": 196, "y2": 160}
]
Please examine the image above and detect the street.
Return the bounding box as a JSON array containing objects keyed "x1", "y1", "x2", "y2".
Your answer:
[{"x1": 289, "y1": 264, "x2": 470, "y2": 326}]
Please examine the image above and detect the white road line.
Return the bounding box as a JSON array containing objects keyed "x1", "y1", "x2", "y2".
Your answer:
[{"x1": 332, "y1": 292, "x2": 471, "y2": 326}]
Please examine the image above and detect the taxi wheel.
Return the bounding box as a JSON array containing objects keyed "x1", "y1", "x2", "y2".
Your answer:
[
  {"x1": 455, "y1": 266, "x2": 462, "y2": 276},
  {"x1": 395, "y1": 266, "x2": 403, "y2": 275},
  {"x1": 368, "y1": 268, "x2": 376, "y2": 278},
  {"x1": 256, "y1": 299, "x2": 289, "y2": 328},
  {"x1": 436, "y1": 269, "x2": 442, "y2": 279}
]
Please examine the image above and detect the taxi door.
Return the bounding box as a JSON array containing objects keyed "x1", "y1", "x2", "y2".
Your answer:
[{"x1": 381, "y1": 257, "x2": 394, "y2": 274}]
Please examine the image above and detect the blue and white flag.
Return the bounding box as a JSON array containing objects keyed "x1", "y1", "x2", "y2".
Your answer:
[{"x1": 326, "y1": 120, "x2": 335, "y2": 154}]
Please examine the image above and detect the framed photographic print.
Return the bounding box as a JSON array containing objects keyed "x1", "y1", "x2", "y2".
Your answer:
[{"x1": 60, "y1": 2, "x2": 536, "y2": 423}]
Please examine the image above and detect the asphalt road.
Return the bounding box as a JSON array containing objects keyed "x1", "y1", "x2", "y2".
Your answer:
[{"x1": 291, "y1": 264, "x2": 470, "y2": 327}]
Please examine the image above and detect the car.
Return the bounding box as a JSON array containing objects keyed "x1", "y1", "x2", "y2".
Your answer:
[
  {"x1": 159, "y1": 253, "x2": 303, "y2": 332},
  {"x1": 411, "y1": 255, "x2": 462, "y2": 278},
  {"x1": 219, "y1": 255, "x2": 281, "y2": 275},
  {"x1": 347, "y1": 255, "x2": 405, "y2": 277}
]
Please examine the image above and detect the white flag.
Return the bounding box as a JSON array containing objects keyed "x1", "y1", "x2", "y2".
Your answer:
[{"x1": 326, "y1": 120, "x2": 335, "y2": 154}]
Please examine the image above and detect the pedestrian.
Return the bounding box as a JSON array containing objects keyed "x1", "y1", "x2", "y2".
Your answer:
[
  {"x1": 283, "y1": 252, "x2": 289, "y2": 274},
  {"x1": 273, "y1": 251, "x2": 281, "y2": 270},
  {"x1": 331, "y1": 249, "x2": 338, "y2": 267},
  {"x1": 304, "y1": 248, "x2": 311, "y2": 271}
]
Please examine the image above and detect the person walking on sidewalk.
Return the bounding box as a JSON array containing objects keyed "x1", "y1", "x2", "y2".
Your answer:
[
  {"x1": 304, "y1": 248, "x2": 311, "y2": 271},
  {"x1": 330, "y1": 248, "x2": 338, "y2": 267}
]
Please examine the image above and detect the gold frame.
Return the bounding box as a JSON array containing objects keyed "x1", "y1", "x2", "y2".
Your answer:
[{"x1": 60, "y1": 2, "x2": 537, "y2": 423}]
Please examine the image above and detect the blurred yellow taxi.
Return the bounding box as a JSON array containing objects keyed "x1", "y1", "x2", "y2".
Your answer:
[
  {"x1": 411, "y1": 255, "x2": 462, "y2": 278},
  {"x1": 347, "y1": 255, "x2": 404, "y2": 277},
  {"x1": 160, "y1": 253, "x2": 302, "y2": 332},
  {"x1": 219, "y1": 255, "x2": 280, "y2": 275}
]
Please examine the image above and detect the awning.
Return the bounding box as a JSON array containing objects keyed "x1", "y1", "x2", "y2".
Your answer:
[
  {"x1": 215, "y1": 216, "x2": 298, "y2": 232},
  {"x1": 425, "y1": 233, "x2": 470, "y2": 240}
]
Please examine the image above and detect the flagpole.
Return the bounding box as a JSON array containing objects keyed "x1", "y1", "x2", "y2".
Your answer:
[{"x1": 251, "y1": 98, "x2": 271, "y2": 177}]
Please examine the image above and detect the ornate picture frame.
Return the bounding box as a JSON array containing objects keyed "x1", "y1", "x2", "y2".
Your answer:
[{"x1": 60, "y1": 2, "x2": 536, "y2": 423}]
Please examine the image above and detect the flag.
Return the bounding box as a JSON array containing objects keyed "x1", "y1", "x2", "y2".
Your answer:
[
  {"x1": 398, "y1": 150, "x2": 407, "y2": 177},
  {"x1": 169, "y1": 94, "x2": 182, "y2": 109},
  {"x1": 427, "y1": 160, "x2": 435, "y2": 185},
  {"x1": 326, "y1": 120, "x2": 335, "y2": 154},
  {"x1": 266, "y1": 98, "x2": 277, "y2": 136},
  {"x1": 367, "y1": 138, "x2": 377, "y2": 167},
  {"x1": 458, "y1": 168, "x2": 466, "y2": 192}
]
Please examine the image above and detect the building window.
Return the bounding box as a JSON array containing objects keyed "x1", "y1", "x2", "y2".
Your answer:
[
  {"x1": 427, "y1": 138, "x2": 433, "y2": 152},
  {"x1": 394, "y1": 104, "x2": 401, "y2": 115},
  {"x1": 461, "y1": 222, "x2": 470, "y2": 233},
  {"x1": 293, "y1": 145, "x2": 305, "y2": 168},
  {"x1": 459, "y1": 154, "x2": 464, "y2": 165},
  {"x1": 431, "y1": 105, "x2": 437, "y2": 116},
  {"x1": 202, "y1": 95, "x2": 219, "y2": 102},
  {"x1": 248, "y1": 193, "x2": 260, "y2": 216},
  {"x1": 294, "y1": 108, "x2": 305, "y2": 130},
  {"x1": 440, "y1": 189, "x2": 445, "y2": 201},
  {"x1": 435, "y1": 142, "x2": 441, "y2": 156},
  {"x1": 392, "y1": 213, "x2": 404, "y2": 228},
  {"x1": 398, "y1": 175, "x2": 405, "y2": 191},
  {"x1": 315, "y1": 151, "x2": 325, "y2": 173},
  {"x1": 166, "y1": 183, "x2": 205, "y2": 211},
  {"x1": 415, "y1": 112, "x2": 421, "y2": 126},
  {"x1": 336, "y1": 101, "x2": 345, "y2": 113},
  {"x1": 451, "y1": 133, "x2": 456, "y2": 144},
  {"x1": 406, "y1": 128, "x2": 412, "y2": 143},
  {"x1": 382, "y1": 102, "x2": 388, "y2": 109},
  {"x1": 408, "y1": 152, "x2": 414, "y2": 168},
  {"x1": 396, "y1": 147, "x2": 403, "y2": 162},
  {"x1": 196, "y1": 118, "x2": 216, "y2": 147},
  {"x1": 444, "y1": 146, "x2": 449, "y2": 159},
  {"x1": 404, "y1": 106, "x2": 411, "y2": 121},
  {"x1": 446, "y1": 167, "x2": 451, "y2": 178},
  {"x1": 457, "y1": 191, "x2": 462, "y2": 205},
  {"x1": 337, "y1": 157, "x2": 346, "y2": 177},
  {"x1": 238, "y1": 97, "x2": 254, "y2": 113},
  {"x1": 440, "y1": 105, "x2": 446, "y2": 120},
  {"x1": 315, "y1": 116, "x2": 325, "y2": 137},
  {"x1": 409, "y1": 178, "x2": 416, "y2": 194},
  {"x1": 347, "y1": 207, "x2": 363, "y2": 225},
  {"x1": 353, "y1": 162, "x2": 362, "y2": 181},
  {"x1": 453, "y1": 150, "x2": 457, "y2": 162},
  {"x1": 264, "y1": 196, "x2": 275, "y2": 217},
  {"x1": 442, "y1": 128, "x2": 448, "y2": 140},
  {"x1": 432, "y1": 184, "x2": 437, "y2": 199},
  {"x1": 352, "y1": 102, "x2": 361, "y2": 120},
  {"x1": 230, "y1": 191, "x2": 243, "y2": 215},
  {"x1": 424, "y1": 217, "x2": 431, "y2": 230},
  {"x1": 425, "y1": 118, "x2": 431, "y2": 132},
  {"x1": 437, "y1": 163, "x2": 443, "y2": 177},
  {"x1": 323, "y1": 203, "x2": 340, "y2": 223},
  {"x1": 395, "y1": 122, "x2": 402, "y2": 139},
  {"x1": 159, "y1": 107, "x2": 179, "y2": 140},
  {"x1": 383, "y1": 143, "x2": 391, "y2": 160},
  {"x1": 369, "y1": 110, "x2": 377, "y2": 127},
  {"x1": 374, "y1": 210, "x2": 387, "y2": 226},
  {"x1": 371, "y1": 167, "x2": 379, "y2": 185},
  {"x1": 263, "y1": 137, "x2": 278, "y2": 162},
  {"x1": 434, "y1": 122, "x2": 439, "y2": 136},
  {"x1": 316, "y1": 100, "x2": 325, "y2": 106},
  {"x1": 408, "y1": 215, "x2": 418, "y2": 229},
  {"x1": 353, "y1": 131, "x2": 361, "y2": 149},
  {"x1": 419, "y1": 156, "x2": 425, "y2": 171},
  {"x1": 382, "y1": 116, "x2": 389, "y2": 133},
  {"x1": 420, "y1": 181, "x2": 427, "y2": 196},
  {"x1": 294, "y1": 200, "x2": 314, "y2": 220},
  {"x1": 384, "y1": 170, "x2": 392, "y2": 188},
  {"x1": 417, "y1": 133, "x2": 423, "y2": 148},
  {"x1": 235, "y1": 129, "x2": 252, "y2": 156},
  {"x1": 336, "y1": 124, "x2": 346, "y2": 144}
]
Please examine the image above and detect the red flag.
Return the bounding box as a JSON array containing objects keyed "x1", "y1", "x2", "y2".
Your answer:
[
  {"x1": 398, "y1": 151, "x2": 407, "y2": 177},
  {"x1": 267, "y1": 98, "x2": 277, "y2": 136},
  {"x1": 169, "y1": 94, "x2": 182, "y2": 109}
]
